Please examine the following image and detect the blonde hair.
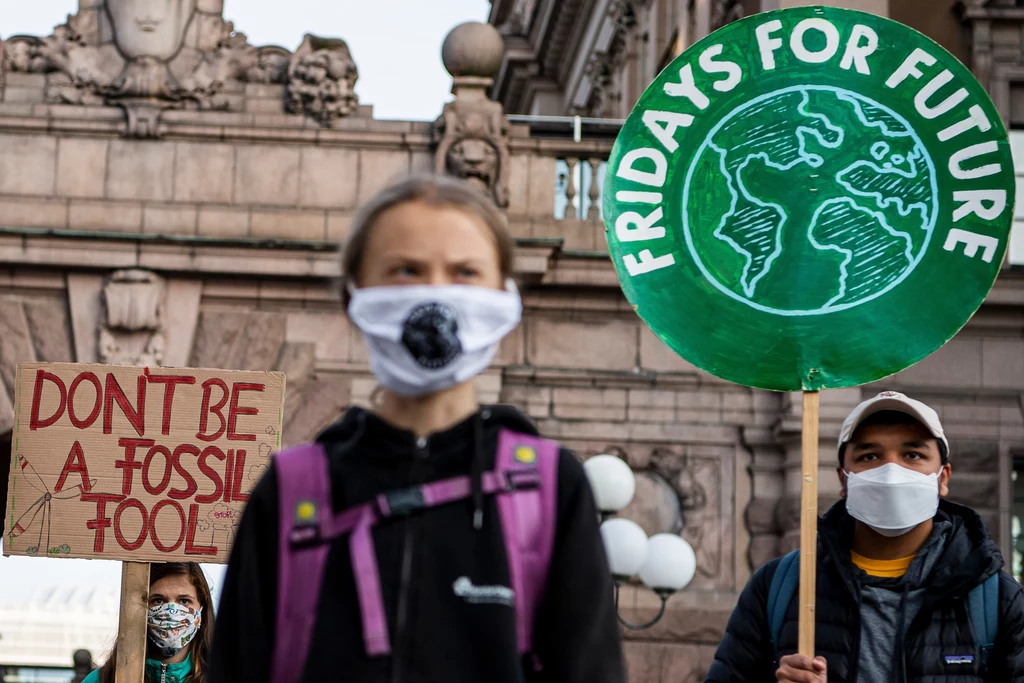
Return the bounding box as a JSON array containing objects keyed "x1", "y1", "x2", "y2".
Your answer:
[{"x1": 340, "y1": 174, "x2": 515, "y2": 307}]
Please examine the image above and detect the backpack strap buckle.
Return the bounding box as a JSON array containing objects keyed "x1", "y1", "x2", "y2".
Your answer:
[
  {"x1": 288, "y1": 525, "x2": 321, "y2": 546},
  {"x1": 504, "y1": 469, "x2": 542, "y2": 492},
  {"x1": 377, "y1": 487, "x2": 427, "y2": 518}
]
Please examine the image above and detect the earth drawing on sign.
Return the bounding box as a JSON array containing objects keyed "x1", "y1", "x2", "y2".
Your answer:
[{"x1": 683, "y1": 85, "x2": 938, "y2": 316}]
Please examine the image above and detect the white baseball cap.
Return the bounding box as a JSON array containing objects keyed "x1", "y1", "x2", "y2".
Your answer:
[{"x1": 838, "y1": 391, "x2": 949, "y2": 455}]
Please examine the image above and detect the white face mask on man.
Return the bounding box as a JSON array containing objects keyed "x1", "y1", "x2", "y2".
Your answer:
[
  {"x1": 844, "y1": 463, "x2": 940, "y2": 537},
  {"x1": 348, "y1": 281, "x2": 522, "y2": 397}
]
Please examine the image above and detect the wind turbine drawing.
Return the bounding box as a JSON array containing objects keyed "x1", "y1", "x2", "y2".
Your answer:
[{"x1": 8, "y1": 453, "x2": 93, "y2": 555}]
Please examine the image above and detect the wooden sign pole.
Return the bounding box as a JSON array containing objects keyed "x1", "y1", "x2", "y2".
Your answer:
[
  {"x1": 114, "y1": 561, "x2": 150, "y2": 683},
  {"x1": 798, "y1": 391, "x2": 819, "y2": 658}
]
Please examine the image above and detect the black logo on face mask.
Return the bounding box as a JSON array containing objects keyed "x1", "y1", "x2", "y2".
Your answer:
[{"x1": 401, "y1": 302, "x2": 463, "y2": 369}]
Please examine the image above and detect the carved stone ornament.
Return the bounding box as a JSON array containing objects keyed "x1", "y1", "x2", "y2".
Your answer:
[
  {"x1": 711, "y1": 0, "x2": 744, "y2": 31},
  {"x1": 1, "y1": 1, "x2": 357, "y2": 137},
  {"x1": 573, "y1": 0, "x2": 636, "y2": 118},
  {"x1": 591, "y1": 442, "x2": 728, "y2": 586},
  {"x1": 497, "y1": 0, "x2": 539, "y2": 37},
  {"x1": 577, "y1": 52, "x2": 617, "y2": 118},
  {"x1": 434, "y1": 92, "x2": 510, "y2": 208},
  {"x1": 607, "y1": 0, "x2": 640, "y2": 31},
  {"x1": 99, "y1": 269, "x2": 166, "y2": 366},
  {"x1": 286, "y1": 34, "x2": 360, "y2": 127},
  {"x1": 435, "y1": 22, "x2": 510, "y2": 207},
  {"x1": 649, "y1": 448, "x2": 722, "y2": 583}
]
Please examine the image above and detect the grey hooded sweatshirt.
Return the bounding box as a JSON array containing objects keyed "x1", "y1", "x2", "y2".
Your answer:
[{"x1": 856, "y1": 521, "x2": 952, "y2": 683}]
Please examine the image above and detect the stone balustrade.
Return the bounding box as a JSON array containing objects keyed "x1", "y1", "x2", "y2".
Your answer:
[{"x1": 505, "y1": 115, "x2": 616, "y2": 251}]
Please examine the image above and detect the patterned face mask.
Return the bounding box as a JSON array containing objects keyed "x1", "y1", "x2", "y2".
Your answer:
[{"x1": 147, "y1": 602, "x2": 202, "y2": 658}]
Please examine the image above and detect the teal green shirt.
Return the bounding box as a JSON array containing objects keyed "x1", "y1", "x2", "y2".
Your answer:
[{"x1": 81, "y1": 653, "x2": 193, "y2": 683}]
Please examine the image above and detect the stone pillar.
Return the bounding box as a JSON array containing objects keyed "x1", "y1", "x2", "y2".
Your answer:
[
  {"x1": 763, "y1": 0, "x2": 888, "y2": 15},
  {"x1": 744, "y1": 422, "x2": 786, "y2": 570},
  {"x1": 434, "y1": 23, "x2": 511, "y2": 208}
]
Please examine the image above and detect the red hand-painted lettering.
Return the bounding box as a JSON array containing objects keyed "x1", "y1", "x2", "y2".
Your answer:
[
  {"x1": 147, "y1": 374, "x2": 197, "y2": 436},
  {"x1": 197, "y1": 379, "x2": 229, "y2": 442},
  {"x1": 227, "y1": 382, "x2": 264, "y2": 441}
]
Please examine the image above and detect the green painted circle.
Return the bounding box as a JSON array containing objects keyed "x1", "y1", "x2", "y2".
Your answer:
[
  {"x1": 683, "y1": 85, "x2": 940, "y2": 316},
  {"x1": 603, "y1": 6, "x2": 1015, "y2": 391}
]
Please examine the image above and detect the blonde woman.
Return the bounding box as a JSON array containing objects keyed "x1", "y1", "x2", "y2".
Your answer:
[{"x1": 211, "y1": 175, "x2": 625, "y2": 683}]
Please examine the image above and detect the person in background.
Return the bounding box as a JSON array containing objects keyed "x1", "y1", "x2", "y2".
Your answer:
[
  {"x1": 706, "y1": 391, "x2": 1024, "y2": 683},
  {"x1": 71, "y1": 650, "x2": 95, "y2": 683},
  {"x1": 85, "y1": 562, "x2": 213, "y2": 683},
  {"x1": 210, "y1": 174, "x2": 625, "y2": 683}
]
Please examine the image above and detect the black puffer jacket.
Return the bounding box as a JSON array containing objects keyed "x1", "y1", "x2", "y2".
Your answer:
[{"x1": 706, "y1": 500, "x2": 1024, "y2": 682}]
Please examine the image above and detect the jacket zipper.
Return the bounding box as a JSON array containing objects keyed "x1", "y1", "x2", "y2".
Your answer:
[
  {"x1": 160, "y1": 663, "x2": 167, "y2": 683},
  {"x1": 391, "y1": 436, "x2": 429, "y2": 683}
]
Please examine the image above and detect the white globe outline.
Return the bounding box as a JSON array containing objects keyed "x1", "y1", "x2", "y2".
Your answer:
[{"x1": 680, "y1": 84, "x2": 940, "y2": 317}]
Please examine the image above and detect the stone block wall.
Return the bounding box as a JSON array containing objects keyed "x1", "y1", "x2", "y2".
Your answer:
[
  {"x1": 0, "y1": 271, "x2": 76, "y2": 432},
  {"x1": 0, "y1": 107, "x2": 431, "y2": 248}
]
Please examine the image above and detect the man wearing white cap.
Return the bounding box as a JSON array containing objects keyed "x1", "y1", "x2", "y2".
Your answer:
[{"x1": 706, "y1": 391, "x2": 1024, "y2": 683}]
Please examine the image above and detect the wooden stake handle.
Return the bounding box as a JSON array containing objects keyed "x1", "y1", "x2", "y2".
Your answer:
[
  {"x1": 799, "y1": 391, "x2": 819, "y2": 658},
  {"x1": 115, "y1": 561, "x2": 150, "y2": 683}
]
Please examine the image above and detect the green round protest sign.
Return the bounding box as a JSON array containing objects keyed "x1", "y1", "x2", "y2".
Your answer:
[{"x1": 604, "y1": 7, "x2": 1014, "y2": 391}]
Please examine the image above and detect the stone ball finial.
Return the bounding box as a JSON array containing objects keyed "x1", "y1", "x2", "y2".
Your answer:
[{"x1": 441, "y1": 22, "x2": 505, "y2": 79}]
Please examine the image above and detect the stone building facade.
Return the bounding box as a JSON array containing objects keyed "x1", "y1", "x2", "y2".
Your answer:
[
  {"x1": 485, "y1": 0, "x2": 1024, "y2": 679},
  {"x1": 0, "y1": 1, "x2": 1020, "y2": 682},
  {"x1": 488, "y1": 0, "x2": 968, "y2": 119}
]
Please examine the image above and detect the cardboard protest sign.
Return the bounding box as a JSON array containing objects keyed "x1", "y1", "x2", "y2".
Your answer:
[
  {"x1": 603, "y1": 7, "x2": 1014, "y2": 391},
  {"x1": 4, "y1": 363, "x2": 286, "y2": 563}
]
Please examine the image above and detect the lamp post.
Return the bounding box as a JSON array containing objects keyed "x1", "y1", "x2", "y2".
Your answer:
[{"x1": 584, "y1": 454, "x2": 697, "y2": 630}]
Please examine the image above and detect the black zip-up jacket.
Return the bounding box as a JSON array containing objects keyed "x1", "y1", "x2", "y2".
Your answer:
[
  {"x1": 706, "y1": 500, "x2": 1024, "y2": 683},
  {"x1": 209, "y1": 405, "x2": 625, "y2": 683}
]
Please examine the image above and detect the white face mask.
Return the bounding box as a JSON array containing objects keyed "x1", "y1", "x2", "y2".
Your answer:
[
  {"x1": 348, "y1": 281, "x2": 522, "y2": 397},
  {"x1": 844, "y1": 463, "x2": 939, "y2": 537}
]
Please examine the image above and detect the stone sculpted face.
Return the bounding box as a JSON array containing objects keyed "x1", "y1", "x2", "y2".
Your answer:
[
  {"x1": 447, "y1": 138, "x2": 499, "y2": 194},
  {"x1": 106, "y1": 0, "x2": 197, "y2": 60}
]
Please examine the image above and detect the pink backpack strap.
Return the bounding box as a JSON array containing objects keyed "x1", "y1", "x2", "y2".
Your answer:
[
  {"x1": 349, "y1": 507, "x2": 391, "y2": 656},
  {"x1": 495, "y1": 429, "x2": 560, "y2": 657},
  {"x1": 270, "y1": 432, "x2": 559, "y2": 681},
  {"x1": 305, "y1": 469, "x2": 544, "y2": 663},
  {"x1": 271, "y1": 443, "x2": 332, "y2": 683}
]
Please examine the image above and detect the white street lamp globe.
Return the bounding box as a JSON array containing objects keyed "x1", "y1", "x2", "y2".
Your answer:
[
  {"x1": 584, "y1": 454, "x2": 636, "y2": 513},
  {"x1": 639, "y1": 534, "x2": 696, "y2": 592},
  {"x1": 600, "y1": 518, "x2": 649, "y2": 578}
]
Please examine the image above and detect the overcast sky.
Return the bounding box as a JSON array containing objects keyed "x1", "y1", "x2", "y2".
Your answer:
[{"x1": 0, "y1": 0, "x2": 489, "y2": 608}]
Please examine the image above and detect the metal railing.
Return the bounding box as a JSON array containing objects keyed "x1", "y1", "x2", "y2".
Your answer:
[
  {"x1": 507, "y1": 114, "x2": 624, "y2": 142},
  {"x1": 0, "y1": 665, "x2": 75, "y2": 683},
  {"x1": 508, "y1": 115, "x2": 621, "y2": 222}
]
